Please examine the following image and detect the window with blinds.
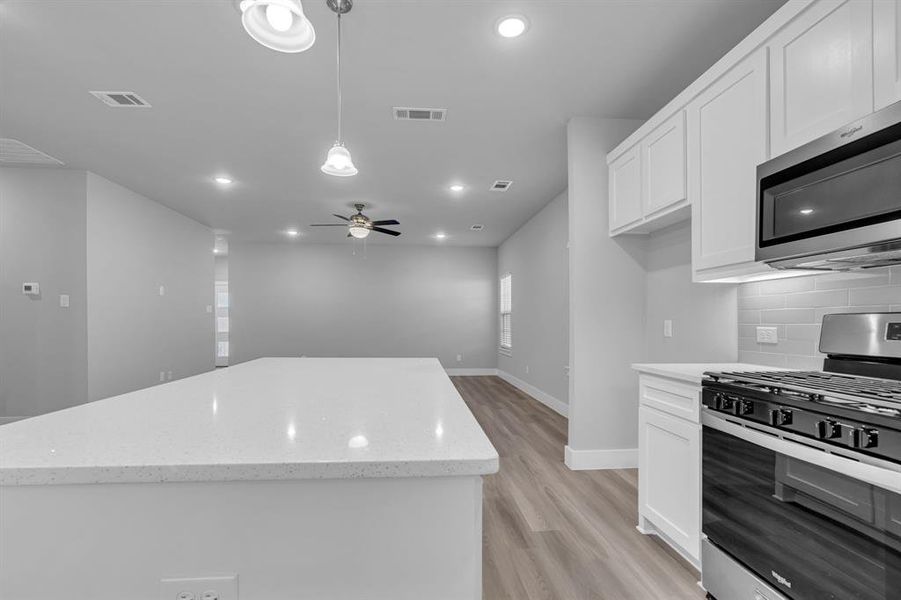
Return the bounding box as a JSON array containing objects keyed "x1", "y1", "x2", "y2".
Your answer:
[{"x1": 499, "y1": 273, "x2": 512, "y2": 351}]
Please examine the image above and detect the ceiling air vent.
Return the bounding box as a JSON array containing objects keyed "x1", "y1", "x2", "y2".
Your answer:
[
  {"x1": 470, "y1": 224, "x2": 484, "y2": 231},
  {"x1": 393, "y1": 107, "x2": 447, "y2": 122},
  {"x1": 490, "y1": 180, "x2": 513, "y2": 192},
  {"x1": 90, "y1": 91, "x2": 152, "y2": 108},
  {"x1": 0, "y1": 138, "x2": 64, "y2": 166}
]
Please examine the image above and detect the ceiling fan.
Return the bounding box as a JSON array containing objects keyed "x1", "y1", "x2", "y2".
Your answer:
[{"x1": 310, "y1": 203, "x2": 401, "y2": 239}]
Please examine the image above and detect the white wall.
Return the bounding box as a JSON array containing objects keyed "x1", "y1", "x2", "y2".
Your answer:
[
  {"x1": 566, "y1": 117, "x2": 645, "y2": 470},
  {"x1": 0, "y1": 167, "x2": 88, "y2": 418},
  {"x1": 86, "y1": 173, "x2": 214, "y2": 401},
  {"x1": 497, "y1": 190, "x2": 569, "y2": 407},
  {"x1": 229, "y1": 243, "x2": 497, "y2": 370},
  {"x1": 645, "y1": 221, "x2": 737, "y2": 363}
]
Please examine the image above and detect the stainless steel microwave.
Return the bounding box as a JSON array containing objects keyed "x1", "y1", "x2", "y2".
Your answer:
[{"x1": 756, "y1": 101, "x2": 901, "y2": 270}]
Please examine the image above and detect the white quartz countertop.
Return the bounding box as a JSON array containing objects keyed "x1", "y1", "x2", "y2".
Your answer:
[
  {"x1": 631, "y1": 362, "x2": 789, "y2": 385},
  {"x1": 0, "y1": 358, "x2": 499, "y2": 486}
]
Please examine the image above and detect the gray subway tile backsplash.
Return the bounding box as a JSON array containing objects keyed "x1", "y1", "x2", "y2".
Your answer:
[{"x1": 737, "y1": 267, "x2": 899, "y2": 368}]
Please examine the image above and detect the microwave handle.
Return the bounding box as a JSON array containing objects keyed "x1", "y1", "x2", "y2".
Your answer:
[{"x1": 703, "y1": 411, "x2": 901, "y2": 494}]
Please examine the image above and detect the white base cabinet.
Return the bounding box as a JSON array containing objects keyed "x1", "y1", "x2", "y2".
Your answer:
[{"x1": 637, "y1": 373, "x2": 702, "y2": 569}]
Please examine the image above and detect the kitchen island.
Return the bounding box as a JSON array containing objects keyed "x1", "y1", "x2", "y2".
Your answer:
[{"x1": 0, "y1": 357, "x2": 498, "y2": 600}]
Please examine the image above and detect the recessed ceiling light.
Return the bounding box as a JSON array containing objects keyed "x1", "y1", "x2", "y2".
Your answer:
[
  {"x1": 213, "y1": 176, "x2": 233, "y2": 185},
  {"x1": 434, "y1": 232, "x2": 447, "y2": 240},
  {"x1": 449, "y1": 184, "x2": 465, "y2": 193},
  {"x1": 799, "y1": 208, "x2": 814, "y2": 215},
  {"x1": 286, "y1": 229, "x2": 299, "y2": 237},
  {"x1": 497, "y1": 16, "x2": 528, "y2": 38}
]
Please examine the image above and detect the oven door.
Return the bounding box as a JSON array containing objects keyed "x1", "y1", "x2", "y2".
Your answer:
[{"x1": 703, "y1": 415, "x2": 901, "y2": 600}]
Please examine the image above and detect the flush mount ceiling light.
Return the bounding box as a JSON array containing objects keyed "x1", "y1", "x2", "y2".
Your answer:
[
  {"x1": 434, "y1": 232, "x2": 447, "y2": 240},
  {"x1": 213, "y1": 176, "x2": 233, "y2": 185},
  {"x1": 800, "y1": 208, "x2": 814, "y2": 215},
  {"x1": 238, "y1": 0, "x2": 316, "y2": 53},
  {"x1": 449, "y1": 184, "x2": 465, "y2": 193},
  {"x1": 321, "y1": 0, "x2": 358, "y2": 177},
  {"x1": 496, "y1": 15, "x2": 528, "y2": 38},
  {"x1": 285, "y1": 229, "x2": 299, "y2": 237}
]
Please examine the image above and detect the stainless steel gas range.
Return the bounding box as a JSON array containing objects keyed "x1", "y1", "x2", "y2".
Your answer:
[{"x1": 701, "y1": 313, "x2": 901, "y2": 600}]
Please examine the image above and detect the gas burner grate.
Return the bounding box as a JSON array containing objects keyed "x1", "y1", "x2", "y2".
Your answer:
[{"x1": 708, "y1": 370, "x2": 901, "y2": 414}]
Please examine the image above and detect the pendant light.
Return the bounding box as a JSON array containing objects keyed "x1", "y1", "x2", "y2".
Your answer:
[
  {"x1": 321, "y1": 0, "x2": 358, "y2": 177},
  {"x1": 239, "y1": 0, "x2": 316, "y2": 53}
]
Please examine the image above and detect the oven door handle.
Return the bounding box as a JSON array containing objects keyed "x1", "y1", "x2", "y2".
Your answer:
[{"x1": 703, "y1": 411, "x2": 901, "y2": 494}]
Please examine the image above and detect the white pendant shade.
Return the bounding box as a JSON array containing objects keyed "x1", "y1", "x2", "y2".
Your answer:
[
  {"x1": 240, "y1": 0, "x2": 315, "y2": 53},
  {"x1": 320, "y1": 143, "x2": 358, "y2": 177}
]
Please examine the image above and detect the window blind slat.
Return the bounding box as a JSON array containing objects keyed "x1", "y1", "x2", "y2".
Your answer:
[{"x1": 499, "y1": 274, "x2": 512, "y2": 349}]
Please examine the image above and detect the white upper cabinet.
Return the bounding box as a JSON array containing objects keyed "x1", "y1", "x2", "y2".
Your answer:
[
  {"x1": 689, "y1": 49, "x2": 770, "y2": 279},
  {"x1": 608, "y1": 111, "x2": 687, "y2": 236},
  {"x1": 608, "y1": 145, "x2": 643, "y2": 232},
  {"x1": 770, "y1": 0, "x2": 874, "y2": 157},
  {"x1": 875, "y1": 0, "x2": 901, "y2": 110},
  {"x1": 642, "y1": 112, "x2": 687, "y2": 217}
]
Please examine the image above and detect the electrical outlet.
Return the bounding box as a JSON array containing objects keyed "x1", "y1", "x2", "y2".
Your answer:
[
  {"x1": 159, "y1": 575, "x2": 237, "y2": 600},
  {"x1": 756, "y1": 326, "x2": 779, "y2": 344},
  {"x1": 456, "y1": 354, "x2": 462, "y2": 362},
  {"x1": 663, "y1": 320, "x2": 673, "y2": 338},
  {"x1": 525, "y1": 365, "x2": 530, "y2": 374},
  {"x1": 159, "y1": 285, "x2": 166, "y2": 296},
  {"x1": 159, "y1": 371, "x2": 166, "y2": 382},
  {"x1": 167, "y1": 370, "x2": 173, "y2": 381}
]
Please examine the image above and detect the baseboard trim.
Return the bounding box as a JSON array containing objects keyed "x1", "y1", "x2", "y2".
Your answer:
[
  {"x1": 564, "y1": 445, "x2": 637, "y2": 470},
  {"x1": 496, "y1": 370, "x2": 568, "y2": 418},
  {"x1": 445, "y1": 368, "x2": 498, "y2": 376}
]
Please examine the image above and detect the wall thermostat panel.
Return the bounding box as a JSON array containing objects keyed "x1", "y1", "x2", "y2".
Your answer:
[{"x1": 22, "y1": 282, "x2": 40, "y2": 296}]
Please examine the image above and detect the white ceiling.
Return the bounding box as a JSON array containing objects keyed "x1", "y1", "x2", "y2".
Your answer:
[{"x1": 0, "y1": 0, "x2": 785, "y2": 247}]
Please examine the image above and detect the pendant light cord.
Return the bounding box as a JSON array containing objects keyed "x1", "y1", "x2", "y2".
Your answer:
[{"x1": 336, "y1": 12, "x2": 343, "y2": 144}]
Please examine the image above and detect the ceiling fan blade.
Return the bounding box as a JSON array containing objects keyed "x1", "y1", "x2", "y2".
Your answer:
[
  {"x1": 332, "y1": 214, "x2": 350, "y2": 221},
  {"x1": 309, "y1": 223, "x2": 348, "y2": 227},
  {"x1": 371, "y1": 227, "x2": 402, "y2": 237},
  {"x1": 370, "y1": 219, "x2": 400, "y2": 226}
]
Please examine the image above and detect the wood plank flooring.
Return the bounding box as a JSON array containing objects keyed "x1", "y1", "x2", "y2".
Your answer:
[{"x1": 450, "y1": 376, "x2": 704, "y2": 600}]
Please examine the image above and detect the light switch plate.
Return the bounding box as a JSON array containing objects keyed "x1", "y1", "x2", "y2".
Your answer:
[
  {"x1": 59, "y1": 294, "x2": 70, "y2": 308},
  {"x1": 663, "y1": 320, "x2": 673, "y2": 338},
  {"x1": 159, "y1": 575, "x2": 237, "y2": 600},
  {"x1": 756, "y1": 326, "x2": 779, "y2": 344}
]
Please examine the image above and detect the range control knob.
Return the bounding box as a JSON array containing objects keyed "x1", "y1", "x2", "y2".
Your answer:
[
  {"x1": 816, "y1": 420, "x2": 842, "y2": 440},
  {"x1": 719, "y1": 395, "x2": 736, "y2": 412},
  {"x1": 735, "y1": 399, "x2": 754, "y2": 416},
  {"x1": 769, "y1": 408, "x2": 793, "y2": 426},
  {"x1": 852, "y1": 428, "x2": 880, "y2": 449}
]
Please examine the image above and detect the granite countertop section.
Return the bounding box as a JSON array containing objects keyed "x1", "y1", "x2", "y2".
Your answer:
[
  {"x1": 0, "y1": 358, "x2": 499, "y2": 486},
  {"x1": 631, "y1": 362, "x2": 789, "y2": 385}
]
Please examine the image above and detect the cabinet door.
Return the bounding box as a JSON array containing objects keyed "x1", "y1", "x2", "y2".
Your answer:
[
  {"x1": 608, "y1": 145, "x2": 643, "y2": 232},
  {"x1": 638, "y1": 406, "x2": 701, "y2": 562},
  {"x1": 770, "y1": 0, "x2": 873, "y2": 157},
  {"x1": 642, "y1": 111, "x2": 686, "y2": 216},
  {"x1": 689, "y1": 49, "x2": 769, "y2": 275},
  {"x1": 875, "y1": 0, "x2": 901, "y2": 110}
]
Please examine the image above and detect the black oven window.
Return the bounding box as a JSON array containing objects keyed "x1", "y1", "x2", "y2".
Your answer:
[{"x1": 702, "y1": 426, "x2": 901, "y2": 600}]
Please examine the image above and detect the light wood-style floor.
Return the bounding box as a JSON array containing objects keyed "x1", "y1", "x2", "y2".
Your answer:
[{"x1": 451, "y1": 376, "x2": 704, "y2": 600}]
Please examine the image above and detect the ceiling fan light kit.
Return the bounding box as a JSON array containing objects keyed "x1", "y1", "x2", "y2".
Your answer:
[{"x1": 239, "y1": 0, "x2": 316, "y2": 53}]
